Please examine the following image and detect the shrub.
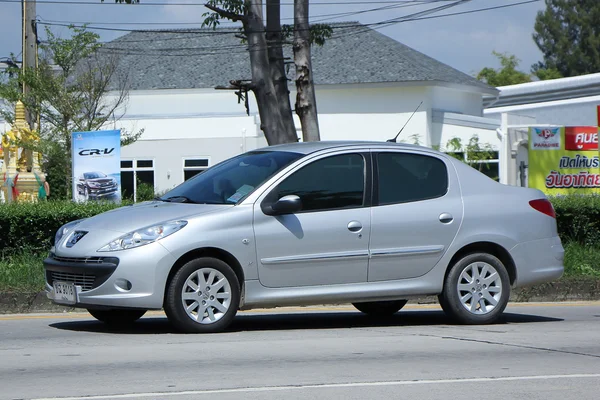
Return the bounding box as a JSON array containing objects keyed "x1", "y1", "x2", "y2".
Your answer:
[
  {"x1": 0, "y1": 200, "x2": 128, "y2": 255},
  {"x1": 549, "y1": 194, "x2": 600, "y2": 246}
]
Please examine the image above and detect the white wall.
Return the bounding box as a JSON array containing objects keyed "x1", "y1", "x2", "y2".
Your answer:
[{"x1": 111, "y1": 83, "x2": 492, "y2": 193}]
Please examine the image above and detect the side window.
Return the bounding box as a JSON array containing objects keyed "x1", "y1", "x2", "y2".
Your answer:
[
  {"x1": 377, "y1": 152, "x2": 447, "y2": 205},
  {"x1": 272, "y1": 153, "x2": 365, "y2": 212}
]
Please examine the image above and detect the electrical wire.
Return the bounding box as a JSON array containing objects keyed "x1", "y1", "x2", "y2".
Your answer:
[
  {"x1": 0, "y1": 0, "x2": 460, "y2": 6},
  {"x1": 30, "y1": 0, "x2": 540, "y2": 58}
]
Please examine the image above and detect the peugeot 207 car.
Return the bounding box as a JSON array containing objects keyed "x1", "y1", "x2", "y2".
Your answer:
[
  {"x1": 76, "y1": 171, "x2": 118, "y2": 200},
  {"x1": 44, "y1": 141, "x2": 564, "y2": 333}
]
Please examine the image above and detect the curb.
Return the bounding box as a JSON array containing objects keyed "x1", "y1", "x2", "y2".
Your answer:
[{"x1": 1, "y1": 278, "x2": 599, "y2": 314}]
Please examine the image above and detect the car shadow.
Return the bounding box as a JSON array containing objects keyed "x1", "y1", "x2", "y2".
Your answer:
[{"x1": 48, "y1": 309, "x2": 563, "y2": 335}]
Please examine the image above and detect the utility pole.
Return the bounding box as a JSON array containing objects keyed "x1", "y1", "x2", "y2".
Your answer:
[
  {"x1": 22, "y1": 0, "x2": 37, "y2": 130},
  {"x1": 22, "y1": 0, "x2": 38, "y2": 172}
]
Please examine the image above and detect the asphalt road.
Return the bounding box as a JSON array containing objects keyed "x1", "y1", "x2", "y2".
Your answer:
[{"x1": 1, "y1": 302, "x2": 600, "y2": 400}]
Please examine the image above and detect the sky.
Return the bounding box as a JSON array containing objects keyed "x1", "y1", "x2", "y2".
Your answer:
[{"x1": 0, "y1": 0, "x2": 547, "y2": 78}]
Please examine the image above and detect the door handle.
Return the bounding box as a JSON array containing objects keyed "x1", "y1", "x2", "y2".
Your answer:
[
  {"x1": 347, "y1": 221, "x2": 363, "y2": 232},
  {"x1": 439, "y1": 213, "x2": 453, "y2": 224}
]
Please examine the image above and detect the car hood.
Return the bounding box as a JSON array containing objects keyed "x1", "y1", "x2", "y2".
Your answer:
[{"x1": 74, "y1": 201, "x2": 230, "y2": 234}]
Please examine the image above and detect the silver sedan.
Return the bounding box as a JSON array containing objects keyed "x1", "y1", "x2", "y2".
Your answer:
[{"x1": 44, "y1": 141, "x2": 564, "y2": 332}]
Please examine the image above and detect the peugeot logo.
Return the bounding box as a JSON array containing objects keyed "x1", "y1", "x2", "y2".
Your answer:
[{"x1": 66, "y1": 231, "x2": 88, "y2": 248}]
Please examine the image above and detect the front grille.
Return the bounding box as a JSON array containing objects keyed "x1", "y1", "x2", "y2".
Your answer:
[
  {"x1": 50, "y1": 271, "x2": 96, "y2": 292},
  {"x1": 50, "y1": 255, "x2": 117, "y2": 265}
]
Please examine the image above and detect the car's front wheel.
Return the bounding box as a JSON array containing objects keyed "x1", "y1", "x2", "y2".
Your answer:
[
  {"x1": 439, "y1": 252, "x2": 510, "y2": 324},
  {"x1": 87, "y1": 309, "x2": 146, "y2": 326},
  {"x1": 164, "y1": 257, "x2": 240, "y2": 333},
  {"x1": 352, "y1": 299, "x2": 408, "y2": 317}
]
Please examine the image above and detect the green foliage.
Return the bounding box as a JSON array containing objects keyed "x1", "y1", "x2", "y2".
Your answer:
[
  {"x1": 477, "y1": 51, "x2": 532, "y2": 86},
  {"x1": 475, "y1": 51, "x2": 563, "y2": 86},
  {"x1": 0, "y1": 250, "x2": 46, "y2": 292},
  {"x1": 443, "y1": 135, "x2": 497, "y2": 179},
  {"x1": 0, "y1": 200, "x2": 126, "y2": 255},
  {"x1": 533, "y1": 0, "x2": 600, "y2": 77},
  {"x1": 549, "y1": 194, "x2": 600, "y2": 246},
  {"x1": 0, "y1": 25, "x2": 141, "y2": 200},
  {"x1": 135, "y1": 180, "x2": 157, "y2": 202},
  {"x1": 562, "y1": 242, "x2": 600, "y2": 277}
]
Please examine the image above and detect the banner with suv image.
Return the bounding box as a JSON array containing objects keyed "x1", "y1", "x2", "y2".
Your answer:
[{"x1": 71, "y1": 129, "x2": 121, "y2": 203}]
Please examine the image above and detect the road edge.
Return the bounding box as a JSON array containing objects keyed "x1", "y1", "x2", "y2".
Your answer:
[{"x1": 1, "y1": 277, "x2": 599, "y2": 314}]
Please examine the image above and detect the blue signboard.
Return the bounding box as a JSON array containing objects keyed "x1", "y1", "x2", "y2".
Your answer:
[{"x1": 71, "y1": 129, "x2": 121, "y2": 203}]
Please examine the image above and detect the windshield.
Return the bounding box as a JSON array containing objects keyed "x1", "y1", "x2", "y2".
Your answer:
[{"x1": 159, "y1": 150, "x2": 303, "y2": 204}]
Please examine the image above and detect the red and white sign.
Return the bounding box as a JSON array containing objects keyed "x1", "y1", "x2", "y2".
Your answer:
[{"x1": 564, "y1": 126, "x2": 599, "y2": 151}]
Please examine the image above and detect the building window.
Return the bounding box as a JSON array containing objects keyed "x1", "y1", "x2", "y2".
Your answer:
[
  {"x1": 121, "y1": 159, "x2": 155, "y2": 201},
  {"x1": 183, "y1": 158, "x2": 210, "y2": 181},
  {"x1": 447, "y1": 151, "x2": 500, "y2": 181}
]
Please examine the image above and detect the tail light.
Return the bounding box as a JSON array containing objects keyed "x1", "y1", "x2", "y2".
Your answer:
[{"x1": 529, "y1": 199, "x2": 556, "y2": 218}]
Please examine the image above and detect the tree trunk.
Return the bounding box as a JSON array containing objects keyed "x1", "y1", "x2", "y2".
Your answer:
[
  {"x1": 266, "y1": 0, "x2": 297, "y2": 142},
  {"x1": 245, "y1": 0, "x2": 297, "y2": 145},
  {"x1": 293, "y1": 0, "x2": 320, "y2": 142}
]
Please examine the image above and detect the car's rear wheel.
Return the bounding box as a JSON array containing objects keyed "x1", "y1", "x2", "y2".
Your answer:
[
  {"x1": 164, "y1": 257, "x2": 240, "y2": 333},
  {"x1": 352, "y1": 299, "x2": 408, "y2": 317},
  {"x1": 87, "y1": 309, "x2": 146, "y2": 325},
  {"x1": 439, "y1": 253, "x2": 510, "y2": 324}
]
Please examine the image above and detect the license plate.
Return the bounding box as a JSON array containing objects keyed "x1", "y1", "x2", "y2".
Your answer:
[{"x1": 53, "y1": 281, "x2": 77, "y2": 305}]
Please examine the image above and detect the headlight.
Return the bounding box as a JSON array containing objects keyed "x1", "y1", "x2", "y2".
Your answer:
[
  {"x1": 55, "y1": 219, "x2": 86, "y2": 245},
  {"x1": 97, "y1": 220, "x2": 188, "y2": 252}
]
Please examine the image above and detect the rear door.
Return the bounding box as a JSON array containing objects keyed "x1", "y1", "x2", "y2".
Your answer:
[{"x1": 367, "y1": 150, "x2": 463, "y2": 281}]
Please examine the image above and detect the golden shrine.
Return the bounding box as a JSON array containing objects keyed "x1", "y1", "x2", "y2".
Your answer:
[{"x1": 1, "y1": 101, "x2": 46, "y2": 203}]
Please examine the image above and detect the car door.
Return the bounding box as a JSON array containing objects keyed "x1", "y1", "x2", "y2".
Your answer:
[
  {"x1": 367, "y1": 150, "x2": 463, "y2": 282},
  {"x1": 253, "y1": 152, "x2": 371, "y2": 288}
]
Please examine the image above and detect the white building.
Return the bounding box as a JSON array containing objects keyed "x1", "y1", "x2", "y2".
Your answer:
[
  {"x1": 104, "y1": 22, "x2": 502, "y2": 198},
  {"x1": 2, "y1": 23, "x2": 506, "y2": 199}
]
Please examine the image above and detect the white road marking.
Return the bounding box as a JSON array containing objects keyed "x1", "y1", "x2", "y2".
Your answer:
[{"x1": 31, "y1": 373, "x2": 600, "y2": 400}]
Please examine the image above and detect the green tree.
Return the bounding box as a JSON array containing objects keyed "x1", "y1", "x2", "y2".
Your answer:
[
  {"x1": 116, "y1": 0, "x2": 330, "y2": 145},
  {"x1": 477, "y1": 51, "x2": 562, "y2": 86},
  {"x1": 0, "y1": 25, "x2": 142, "y2": 200},
  {"x1": 476, "y1": 51, "x2": 532, "y2": 86},
  {"x1": 533, "y1": 0, "x2": 600, "y2": 77}
]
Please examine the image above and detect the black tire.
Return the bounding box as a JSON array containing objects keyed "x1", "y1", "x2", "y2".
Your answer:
[
  {"x1": 352, "y1": 299, "x2": 408, "y2": 317},
  {"x1": 164, "y1": 257, "x2": 240, "y2": 333},
  {"x1": 439, "y1": 252, "x2": 510, "y2": 324},
  {"x1": 88, "y1": 309, "x2": 146, "y2": 325}
]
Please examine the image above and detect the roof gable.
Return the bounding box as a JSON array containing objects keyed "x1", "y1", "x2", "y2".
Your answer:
[{"x1": 104, "y1": 22, "x2": 494, "y2": 93}]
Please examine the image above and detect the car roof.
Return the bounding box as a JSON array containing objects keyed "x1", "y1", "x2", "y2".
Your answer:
[{"x1": 255, "y1": 140, "x2": 438, "y2": 155}]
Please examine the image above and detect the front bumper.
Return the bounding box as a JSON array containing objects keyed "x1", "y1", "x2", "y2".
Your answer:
[
  {"x1": 510, "y1": 236, "x2": 565, "y2": 287},
  {"x1": 44, "y1": 242, "x2": 177, "y2": 310}
]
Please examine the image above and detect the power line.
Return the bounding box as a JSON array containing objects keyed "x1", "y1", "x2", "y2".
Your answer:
[
  {"x1": 0, "y1": 0, "x2": 458, "y2": 6},
  {"x1": 82, "y1": 0, "x2": 538, "y2": 58},
  {"x1": 35, "y1": 0, "x2": 433, "y2": 26},
  {"x1": 33, "y1": 0, "x2": 541, "y2": 58}
]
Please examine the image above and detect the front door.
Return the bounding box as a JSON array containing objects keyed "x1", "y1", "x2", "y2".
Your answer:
[
  {"x1": 253, "y1": 152, "x2": 371, "y2": 288},
  {"x1": 368, "y1": 151, "x2": 463, "y2": 282}
]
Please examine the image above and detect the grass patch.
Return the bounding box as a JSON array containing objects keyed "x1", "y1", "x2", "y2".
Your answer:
[
  {"x1": 0, "y1": 250, "x2": 46, "y2": 293},
  {"x1": 563, "y1": 241, "x2": 600, "y2": 278},
  {"x1": 0, "y1": 241, "x2": 599, "y2": 294}
]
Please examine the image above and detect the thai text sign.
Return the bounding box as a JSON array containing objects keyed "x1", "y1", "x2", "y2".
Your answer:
[
  {"x1": 529, "y1": 126, "x2": 600, "y2": 195},
  {"x1": 71, "y1": 129, "x2": 122, "y2": 203}
]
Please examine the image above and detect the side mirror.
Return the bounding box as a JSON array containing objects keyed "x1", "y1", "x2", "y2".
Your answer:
[{"x1": 264, "y1": 195, "x2": 302, "y2": 216}]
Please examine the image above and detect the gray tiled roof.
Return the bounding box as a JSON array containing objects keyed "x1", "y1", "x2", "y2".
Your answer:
[{"x1": 103, "y1": 22, "x2": 495, "y2": 93}]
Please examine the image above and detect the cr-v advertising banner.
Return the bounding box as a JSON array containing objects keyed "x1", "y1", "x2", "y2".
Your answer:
[
  {"x1": 528, "y1": 126, "x2": 600, "y2": 195},
  {"x1": 71, "y1": 129, "x2": 121, "y2": 203}
]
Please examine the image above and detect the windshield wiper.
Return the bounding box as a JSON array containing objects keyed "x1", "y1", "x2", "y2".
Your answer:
[{"x1": 162, "y1": 196, "x2": 197, "y2": 203}]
